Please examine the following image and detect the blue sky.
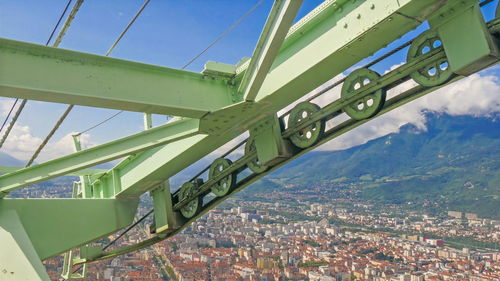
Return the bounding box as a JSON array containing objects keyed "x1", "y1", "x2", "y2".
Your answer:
[{"x1": 0, "y1": 0, "x2": 499, "y2": 161}]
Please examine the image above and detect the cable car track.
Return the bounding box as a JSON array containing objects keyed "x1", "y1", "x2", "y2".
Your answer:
[{"x1": 74, "y1": 15, "x2": 500, "y2": 265}]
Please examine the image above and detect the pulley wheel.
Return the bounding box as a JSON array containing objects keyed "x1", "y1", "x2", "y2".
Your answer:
[
  {"x1": 209, "y1": 158, "x2": 236, "y2": 197},
  {"x1": 245, "y1": 136, "x2": 269, "y2": 174},
  {"x1": 341, "y1": 68, "x2": 386, "y2": 120},
  {"x1": 178, "y1": 181, "x2": 202, "y2": 219},
  {"x1": 407, "y1": 30, "x2": 452, "y2": 87},
  {"x1": 287, "y1": 101, "x2": 325, "y2": 148}
]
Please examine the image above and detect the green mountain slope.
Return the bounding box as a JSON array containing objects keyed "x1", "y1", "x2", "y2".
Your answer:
[{"x1": 243, "y1": 113, "x2": 500, "y2": 219}]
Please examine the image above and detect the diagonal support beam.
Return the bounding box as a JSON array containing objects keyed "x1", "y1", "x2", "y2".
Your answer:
[
  {"x1": 251, "y1": 0, "x2": 451, "y2": 109},
  {"x1": 0, "y1": 166, "x2": 107, "y2": 177},
  {"x1": 0, "y1": 0, "x2": 458, "y2": 199},
  {"x1": 98, "y1": 0, "x2": 457, "y2": 198},
  {"x1": 0, "y1": 38, "x2": 236, "y2": 118},
  {"x1": 238, "y1": 0, "x2": 303, "y2": 101},
  {"x1": 0, "y1": 118, "x2": 200, "y2": 196}
]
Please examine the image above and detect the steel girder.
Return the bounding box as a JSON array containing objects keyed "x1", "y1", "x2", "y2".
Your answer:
[
  {"x1": 0, "y1": 0, "x2": 460, "y2": 198},
  {"x1": 0, "y1": 38, "x2": 236, "y2": 118},
  {"x1": 110, "y1": 0, "x2": 456, "y2": 198},
  {"x1": 0, "y1": 197, "x2": 138, "y2": 260},
  {"x1": 239, "y1": 0, "x2": 303, "y2": 101},
  {"x1": 0, "y1": 210, "x2": 51, "y2": 280},
  {"x1": 252, "y1": 0, "x2": 448, "y2": 107},
  {"x1": 0, "y1": 118, "x2": 199, "y2": 196}
]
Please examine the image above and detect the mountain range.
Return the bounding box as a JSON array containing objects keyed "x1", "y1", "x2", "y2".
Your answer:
[{"x1": 243, "y1": 113, "x2": 500, "y2": 219}]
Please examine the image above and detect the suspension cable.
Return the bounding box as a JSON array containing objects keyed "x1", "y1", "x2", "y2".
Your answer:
[
  {"x1": 52, "y1": 0, "x2": 85, "y2": 47},
  {"x1": 72, "y1": 0, "x2": 153, "y2": 136},
  {"x1": 28, "y1": 0, "x2": 151, "y2": 165},
  {"x1": 181, "y1": 0, "x2": 265, "y2": 70},
  {"x1": 73, "y1": 0, "x2": 264, "y2": 136},
  {"x1": 26, "y1": 105, "x2": 74, "y2": 167},
  {"x1": 46, "y1": 0, "x2": 74, "y2": 45},
  {"x1": 106, "y1": 0, "x2": 150, "y2": 56},
  {"x1": 0, "y1": 0, "x2": 73, "y2": 150},
  {"x1": 0, "y1": 99, "x2": 18, "y2": 134},
  {"x1": 0, "y1": 99, "x2": 28, "y2": 150},
  {"x1": 25, "y1": 0, "x2": 85, "y2": 167},
  {"x1": 73, "y1": 111, "x2": 124, "y2": 136},
  {"x1": 72, "y1": 209, "x2": 153, "y2": 274},
  {"x1": 103, "y1": 209, "x2": 154, "y2": 251}
]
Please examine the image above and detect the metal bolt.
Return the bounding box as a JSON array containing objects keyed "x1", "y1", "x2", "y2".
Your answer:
[
  {"x1": 370, "y1": 4, "x2": 375, "y2": 9},
  {"x1": 357, "y1": 14, "x2": 361, "y2": 19},
  {"x1": 344, "y1": 23, "x2": 348, "y2": 28}
]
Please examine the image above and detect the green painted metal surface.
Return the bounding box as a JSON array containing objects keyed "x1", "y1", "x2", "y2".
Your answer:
[
  {"x1": 0, "y1": 166, "x2": 107, "y2": 177},
  {"x1": 0, "y1": 38, "x2": 236, "y2": 118},
  {"x1": 0, "y1": 0, "x2": 498, "y2": 278},
  {"x1": 434, "y1": 1, "x2": 499, "y2": 75},
  {"x1": 151, "y1": 182, "x2": 183, "y2": 233},
  {"x1": 0, "y1": 118, "x2": 199, "y2": 196},
  {"x1": 253, "y1": 0, "x2": 446, "y2": 108},
  {"x1": 239, "y1": 0, "x2": 303, "y2": 101},
  {"x1": 0, "y1": 210, "x2": 50, "y2": 280},
  {"x1": 111, "y1": 0, "x2": 458, "y2": 199},
  {"x1": 0, "y1": 198, "x2": 138, "y2": 259},
  {"x1": 251, "y1": 114, "x2": 289, "y2": 165}
]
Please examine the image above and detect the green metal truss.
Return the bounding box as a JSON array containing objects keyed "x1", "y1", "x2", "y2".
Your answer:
[
  {"x1": 0, "y1": 38, "x2": 236, "y2": 118},
  {"x1": 0, "y1": 0, "x2": 499, "y2": 280}
]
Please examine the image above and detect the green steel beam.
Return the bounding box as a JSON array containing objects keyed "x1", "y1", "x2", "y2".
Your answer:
[
  {"x1": 0, "y1": 210, "x2": 50, "y2": 280},
  {"x1": 115, "y1": 133, "x2": 236, "y2": 197},
  {"x1": 0, "y1": 198, "x2": 138, "y2": 260},
  {"x1": 251, "y1": 0, "x2": 450, "y2": 109},
  {"x1": 0, "y1": 38, "x2": 236, "y2": 118},
  {"x1": 431, "y1": 0, "x2": 499, "y2": 75},
  {"x1": 101, "y1": 0, "x2": 457, "y2": 198},
  {"x1": 0, "y1": 0, "x2": 482, "y2": 199},
  {"x1": 239, "y1": 0, "x2": 303, "y2": 101},
  {"x1": 0, "y1": 166, "x2": 107, "y2": 176},
  {"x1": 0, "y1": 118, "x2": 200, "y2": 196}
]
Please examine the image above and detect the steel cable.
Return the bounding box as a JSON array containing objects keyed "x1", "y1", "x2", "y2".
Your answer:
[
  {"x1": 0, "y1": 0, "x2": 73, "y2": 150},
  {"x1": 72, "y1": 0, "x2": 153, "y2": 136},
  {"x1": 0, "y1": 99, "x2": 18, "y2": 134},
  {"x1": 181, "y1": 0, "x2": 265, "y2": 70},
  {"x1": 29, "y1": 0, "x2": 151, "y2": 165},
  {"x1": 25, "y1": 0, "x2": 85, "y2": 166},
  {"x1": 74, "y1": 0, "x2": 265, "y2": 136}
]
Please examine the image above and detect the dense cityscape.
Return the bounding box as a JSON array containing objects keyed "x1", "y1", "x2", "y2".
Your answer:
[{"x1": 33, "y1": 184, "x2": 500, "y2": 281}]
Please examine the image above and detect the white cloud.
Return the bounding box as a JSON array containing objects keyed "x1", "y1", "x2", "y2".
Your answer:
[
  {"x1": 0, "y1": 121, "x2": 94, "y2": 163},
  {"x1": 0, "y1": 98, "x2": 96, "y2": 163}
]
